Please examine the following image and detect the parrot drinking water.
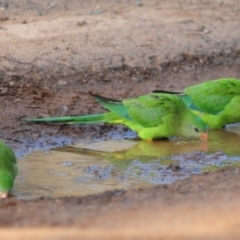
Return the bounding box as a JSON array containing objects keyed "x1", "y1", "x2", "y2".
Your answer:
[{"x1": 27, "y1": 93, "x2": 208, "y2": 141}]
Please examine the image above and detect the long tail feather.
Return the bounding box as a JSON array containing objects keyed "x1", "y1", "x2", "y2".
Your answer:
[
  {"x1": 27, "y1": 93, "x2": 133, "y2": 125},
  {"x1": 90, "y1": 93, "x2": 131, "y2": 120},
  {"x1": 26, "y1": 114, "x2": 107, "y2": 124},
  {"x1": 90, "y1": 92, "x2": 121, "y2": 103},
  {"x1": 152, "y1": 90, "x2": 183, "y2": 94}
]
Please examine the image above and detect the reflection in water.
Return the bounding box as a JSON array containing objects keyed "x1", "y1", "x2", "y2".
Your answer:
[{"x1": 13, "y1": 124, "x2": 240, "y2": 199}]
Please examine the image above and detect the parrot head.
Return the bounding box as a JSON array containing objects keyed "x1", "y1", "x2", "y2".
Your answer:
[{"x1": 180, "y1": 114, "x2": 209, "y2": 140}]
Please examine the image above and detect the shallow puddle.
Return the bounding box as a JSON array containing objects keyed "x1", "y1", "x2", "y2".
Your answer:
[{"x1": 13, "y1": 124, "x2": 240, "y2": 199}]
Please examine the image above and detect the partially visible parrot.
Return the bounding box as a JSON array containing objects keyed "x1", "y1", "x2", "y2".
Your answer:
[
  {"x1": 27, "y1": 93, "x2": 208, "y2": 141},
  {"x1": 154, "y1": 78, "x2": 240, "y2": 129},
  {"x1": 0, "y1": 141, "x2": 18, "y2": 198}
]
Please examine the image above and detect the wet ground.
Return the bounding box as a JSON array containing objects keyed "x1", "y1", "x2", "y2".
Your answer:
[
  {"x1": 13, "y1": 124, "x2": 240, "y2": 200},
  {"x1": 1, "y1": 0, "x2": 240, "y2": 239}
]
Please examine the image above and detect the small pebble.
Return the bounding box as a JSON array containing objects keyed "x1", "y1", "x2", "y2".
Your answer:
[{"x1": 58, "y1": 80, "x2": 67, "y2": 86}]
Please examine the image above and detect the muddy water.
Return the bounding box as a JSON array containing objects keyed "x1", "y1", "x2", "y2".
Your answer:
[{"x1": 13, "y1": 124, "x2": 240, "y2": 199}]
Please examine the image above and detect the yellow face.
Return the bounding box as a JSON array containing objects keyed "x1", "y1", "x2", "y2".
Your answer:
[{"x1": 179, "y1": 116, "x2": 209, "y2": 140}]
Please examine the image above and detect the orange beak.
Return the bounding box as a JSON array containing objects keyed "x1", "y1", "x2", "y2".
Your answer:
[
  {"x1": 1, "y1": 192, "x2": 9, "y2": 199},
  {"x1": 200, "y1": 132, "x2": 208, "y2": 141}
]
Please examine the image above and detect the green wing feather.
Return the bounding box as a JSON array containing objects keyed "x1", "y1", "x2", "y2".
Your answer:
[
  {"x1": 152, "y1": 90, "x2": 202, "y2": 112},
  {"x1": 0, "y1": 141, "x2": 18, "y2": 197},
  {"x1": 184, "y1": 78, "x2": 240, "y2": 114},
  {"x1": 123, "y1": 94, "x2": 180, "y2": 127},
  {"x1": 92, "y1": 93, "x2": 186, "y2": 129},
  {"x1": 154, "y1": 78, "x2": 240, "y2": 129},
  {"x1": 154, "y1": 78, "x2": 240, "y2": 114},
  {"x1": 0, "y1": 141, "x2": 17, "y2": 177}
]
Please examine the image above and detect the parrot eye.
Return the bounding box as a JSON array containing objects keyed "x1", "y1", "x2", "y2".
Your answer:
[{"x1": 194, "y1": 128, "x2": 199, "y2": 132}]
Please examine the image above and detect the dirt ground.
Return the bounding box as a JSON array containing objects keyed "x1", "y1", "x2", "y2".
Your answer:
[{"x1": 1, "y1": 0, "x2": 240, "y2": 239}]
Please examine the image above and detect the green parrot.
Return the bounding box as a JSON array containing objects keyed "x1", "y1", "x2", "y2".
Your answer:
[
  {"x1": 0, "y1": 141, "x2": 18, "y2": 198},
  {"x1": 27, "y1": 93, "x2": 208, "y2": 141},
  {"x1": 154, "y1": 78, "x2": 240, "y2": 129}
]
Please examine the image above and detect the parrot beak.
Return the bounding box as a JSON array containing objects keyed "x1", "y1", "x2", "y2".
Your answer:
[
  {"x1": 1, "y1": 192, "x2": 9, "y2": 199},
  {"x1": 200, "y1": 132, "x2": 208, "y2": 141}
]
